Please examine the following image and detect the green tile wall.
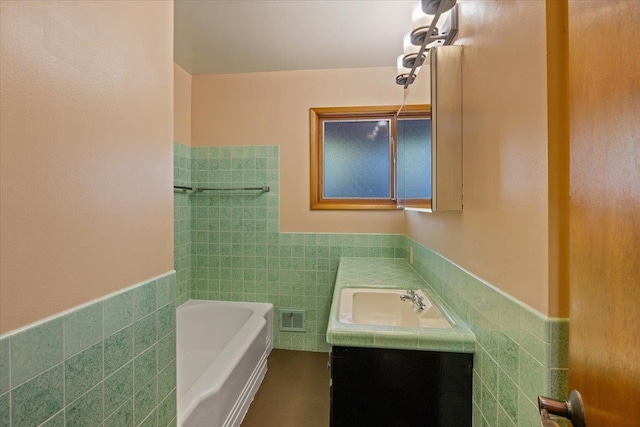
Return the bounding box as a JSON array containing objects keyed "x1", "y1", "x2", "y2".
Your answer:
[
  {"x1": 400, "y1": 237, "x2": 569, "y2": 427},
  {"x1": 174, "y1": 143, "x2": 570, "y2": 426},
  {"x1": 174, "y1": 142, "x2": 192, "y2": 306},
  {"x1": 0, "y1": 272, "x2": 177, "y2": 427},
  {"x1": 179, "y1": 144, "x2": 404, "y2": 352}
]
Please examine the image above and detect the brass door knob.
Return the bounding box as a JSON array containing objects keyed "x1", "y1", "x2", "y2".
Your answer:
[{"x1": 538, "y1": 390, "x2": 586, "y2": 427}]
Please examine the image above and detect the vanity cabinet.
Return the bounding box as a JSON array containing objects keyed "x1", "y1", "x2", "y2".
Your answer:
[{"x1": 330, "y1": 346, "x2": 472, "y2": 426}]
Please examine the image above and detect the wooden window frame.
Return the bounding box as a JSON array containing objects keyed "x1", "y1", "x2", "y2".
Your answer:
[{"x1": 310, "y1": 105, "x2": 429, "y2": 210}]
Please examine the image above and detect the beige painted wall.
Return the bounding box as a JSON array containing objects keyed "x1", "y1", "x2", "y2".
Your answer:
[
  {"x1": 191, "y1": 68, "x2": 407, "y2": 233},
  {"x1": 0, "y1": 1, "x2": 174, "y2": 333},
  {"x1": 405, "y1": 0, "x2": 554, "y2": 315},
  {"x1": 174, "y1": 63, "x2": 192, "y2": 145}
]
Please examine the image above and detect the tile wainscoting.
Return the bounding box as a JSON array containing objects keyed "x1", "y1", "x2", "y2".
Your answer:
[
  {"x1": 175, "y1": 143, "x2": 406, "y2": 352},
  {"x1": 174, "y1": 141, "x2": 192, "y2": 307},
  {"x1": 0, "y1": 272, "x2": 177, "y2": 427},
  {"x1": 400, "y1": 237, "x2": 569, "y2": 427},
  {"x1": 175, "y1": 142, "x2": 569, "y2": 427}
]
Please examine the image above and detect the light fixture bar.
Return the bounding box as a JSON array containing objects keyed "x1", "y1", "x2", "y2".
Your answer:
[{"x1": 399, "y1": 1, "x2": 459, "y2": 88}]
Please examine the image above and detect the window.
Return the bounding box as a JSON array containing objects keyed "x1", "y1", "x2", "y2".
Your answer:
[
  {"x1": 310, "y1": 105, "x2": 430, "y2": 210},
  {"x1": 396, "y1": 115, "x2": 433, "y2": 210}
]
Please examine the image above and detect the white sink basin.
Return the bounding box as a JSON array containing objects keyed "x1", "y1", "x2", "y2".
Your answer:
[{"x1": 338, "y1": 288, "x2": 452, "y2": 329}]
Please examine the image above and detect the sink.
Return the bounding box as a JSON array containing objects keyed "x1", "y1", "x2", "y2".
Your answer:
[{"x1": 338, "y1": 288, "x2": 452, "y2": 329}]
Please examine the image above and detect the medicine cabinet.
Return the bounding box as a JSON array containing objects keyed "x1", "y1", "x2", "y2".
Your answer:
[{"x1": 397, "y1": 45, "x2": 462, "y2": 212}]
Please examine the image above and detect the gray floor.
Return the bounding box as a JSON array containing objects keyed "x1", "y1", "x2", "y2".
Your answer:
[{"x1": 241, "y1": 349, "x2": 331, "y2": 427}]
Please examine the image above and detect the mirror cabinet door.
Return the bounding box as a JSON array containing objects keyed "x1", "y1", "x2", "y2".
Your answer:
[{"x1": 397, "y1": 45, "x2": 462, "y2": 212}]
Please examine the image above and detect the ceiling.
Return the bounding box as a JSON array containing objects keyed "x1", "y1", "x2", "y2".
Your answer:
[{"x1": 174, "y1": 0, "x2": 417, "y2": 75}]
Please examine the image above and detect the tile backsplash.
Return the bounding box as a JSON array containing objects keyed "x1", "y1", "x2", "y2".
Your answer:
[
  {"x1": 400, "y1": 237, "x2": 569, "y2": 427},
  {"x1": 0, "y1": 272, "x2": 177, "y2": 427}
]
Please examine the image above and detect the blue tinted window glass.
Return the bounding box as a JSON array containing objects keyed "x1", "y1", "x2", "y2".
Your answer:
[
  {"x1": 323, "y1": 120, "x2": 390, "y2": 199},
  {"x1": 397, "y1": 118, "x2": 431, "y2": 199}
]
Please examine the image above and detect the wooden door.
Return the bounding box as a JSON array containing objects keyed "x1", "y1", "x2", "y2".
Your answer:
[{"x1": 568, "y1": 1, "x2": 640, "y2": 425}]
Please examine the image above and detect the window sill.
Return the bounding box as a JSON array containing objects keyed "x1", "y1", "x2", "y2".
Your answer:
[{"x1": 311, "y1": 200, "x2": 401, "y2": 210}]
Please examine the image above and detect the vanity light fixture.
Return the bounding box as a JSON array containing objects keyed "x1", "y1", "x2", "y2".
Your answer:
[{"x1": 396, "y1": 0, "x2": 459, "y2": 87}]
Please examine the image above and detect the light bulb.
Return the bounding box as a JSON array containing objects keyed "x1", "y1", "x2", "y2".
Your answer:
[
  {"x1": 411, "y1": 2, "x2": 434, "y2": 32},
  {"x1": 396, "y1": 55, "x2": 420, "y2": 86},
  {"x1": 421, "y1": 0, "x2": 457, "y2": 15}
]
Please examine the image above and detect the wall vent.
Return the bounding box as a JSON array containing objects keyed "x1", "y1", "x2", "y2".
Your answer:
[{"x1": 279, "y1": 309, "x2": 306, "y2": 332}]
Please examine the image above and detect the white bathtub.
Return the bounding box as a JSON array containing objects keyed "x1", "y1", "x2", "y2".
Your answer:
[{"x1": 177, "y1": 300, "x2": 273, "y2": 427}]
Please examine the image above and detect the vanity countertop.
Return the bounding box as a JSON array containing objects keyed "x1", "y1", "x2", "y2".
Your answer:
[{"x1": 326, "y1": 257, "x2": 476, "y2": 353}]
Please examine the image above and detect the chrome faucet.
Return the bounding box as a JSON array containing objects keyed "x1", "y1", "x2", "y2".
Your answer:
[{"x1": 399, "y1": 290, "x2": 426, "y2": 311}]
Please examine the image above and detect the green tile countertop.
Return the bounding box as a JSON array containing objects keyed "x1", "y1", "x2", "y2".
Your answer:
[{"x1": 326, "y1": 258, "x2": 475, "y2": 353}]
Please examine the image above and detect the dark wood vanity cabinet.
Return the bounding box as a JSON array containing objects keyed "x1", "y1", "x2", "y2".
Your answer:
[{"x1": 330, "y1": 346, "x2": 473, "y2": 427}]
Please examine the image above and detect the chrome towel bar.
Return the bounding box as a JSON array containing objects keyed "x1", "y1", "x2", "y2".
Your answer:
[{"x1": 173, "y1": 185, "x2": 269, "y2": 193}]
